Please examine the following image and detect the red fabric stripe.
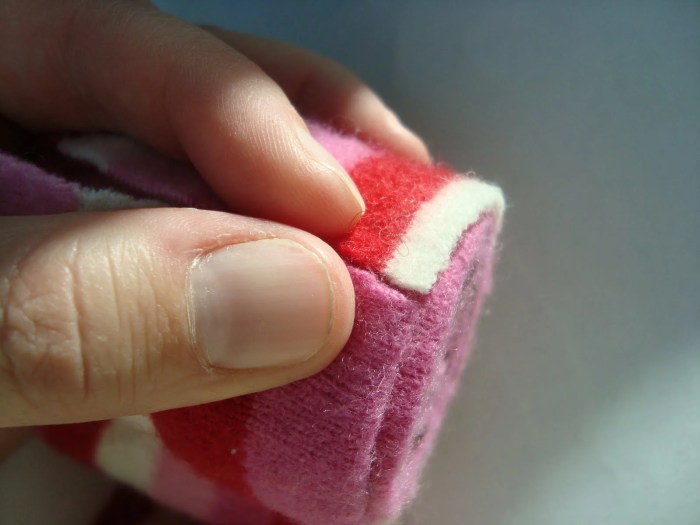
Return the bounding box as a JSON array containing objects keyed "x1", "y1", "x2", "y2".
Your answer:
[
  {"x1": 334, "y1": 154, "x2": 454, "y2": 274},
  {"x1": 41, "y1": 420, "x2": 109, "y2": 466},
  {"x1": 152, "y1": 396, "x2": 255, "y2": 499}
]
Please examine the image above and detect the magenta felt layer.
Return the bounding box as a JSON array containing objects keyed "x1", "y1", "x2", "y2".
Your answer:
[{"x1": 365, "y1": 217, "x2": 496, "y2": 522}]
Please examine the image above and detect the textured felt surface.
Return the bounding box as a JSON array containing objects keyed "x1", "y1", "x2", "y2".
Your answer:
[{"x1": 1, "y1": 123, "x2": 503, "y2": 525}]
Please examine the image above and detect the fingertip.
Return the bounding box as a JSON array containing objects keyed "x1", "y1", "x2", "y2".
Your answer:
[
  {"x1": 165, "y1": 64, "x2": 364, "y2": 237},
  {"x1": 306, "y1": 234, "x2": 356, "y2": 368},
  {"x1": 176, "y1": 216, "x2": 357, "y2": 398},
  {"x1": 381, "y1": 111, "x2": 432, "y2": 163},
  {"x1": 267, "y1": 226, "x2": 356, "y2": 374},
  {"x1": 292, "y1": 124, "x2": 366, "y2": 223},
  {"x1": 355, "y1": 102, "x2": 432, "y2": 163}
]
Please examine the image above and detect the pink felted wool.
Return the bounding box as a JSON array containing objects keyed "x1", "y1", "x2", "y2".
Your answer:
[{"x1": 1, "y1": 122, "x2": 504, "y2": 525}]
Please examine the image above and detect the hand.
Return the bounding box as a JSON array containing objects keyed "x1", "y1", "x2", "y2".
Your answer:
[{"x1": 0, "y1": 0, "x2": 429, "y2": 446}]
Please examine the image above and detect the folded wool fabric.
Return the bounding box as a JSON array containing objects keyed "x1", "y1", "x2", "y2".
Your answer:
[{"x1": 0, "y1": 122, "x2": 504, "y2": 525}]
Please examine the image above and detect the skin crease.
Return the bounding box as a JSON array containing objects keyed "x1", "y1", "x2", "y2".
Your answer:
[{"x1": 0, "y1": 0, "x2": 429, "y2": 482}]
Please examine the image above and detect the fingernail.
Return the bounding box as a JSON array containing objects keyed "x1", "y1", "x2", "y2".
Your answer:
[
  {"x1": 187, "y1": 239, "x2": 334, "y2": 369},
  {"x1": 295, "y1": 128, "x2": 366, "y2": 216}
]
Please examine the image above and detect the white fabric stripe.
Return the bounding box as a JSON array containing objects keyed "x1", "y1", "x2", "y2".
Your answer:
[
  {"x1": 384, "y1": 177, "x2": 505, "y2": 294},
  {"x1": 78, "y1": 188, "x2": 165, "y2": 211},
  {"x1": 58, "y1": 135, "x2": 148, "y2": 173},
  {"x1": 95, "y1": 415, "x2": 162, "y2": 491}
]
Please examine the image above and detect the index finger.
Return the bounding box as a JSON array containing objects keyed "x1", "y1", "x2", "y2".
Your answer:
[{"x1": 0, "y1": 0, "x2": 364, "y2": 236}]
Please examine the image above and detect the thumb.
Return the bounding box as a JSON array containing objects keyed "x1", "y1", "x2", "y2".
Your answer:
[{"x1": 0, "y1": 208, "x2": 354, "y2": 427}]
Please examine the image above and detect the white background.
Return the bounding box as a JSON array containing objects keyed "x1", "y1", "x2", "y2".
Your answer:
[{"x1": 2, "y1": 2, "x2": 698, "y2": 524}]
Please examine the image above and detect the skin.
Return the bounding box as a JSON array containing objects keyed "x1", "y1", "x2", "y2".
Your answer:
[{"x1": 0, "y1": 0, "x2": 429, "y2": 462}]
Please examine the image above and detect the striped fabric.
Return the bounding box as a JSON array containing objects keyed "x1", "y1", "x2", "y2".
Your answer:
[{"x1": 1, "y1": 122, "x2": 504, "y2": 525}]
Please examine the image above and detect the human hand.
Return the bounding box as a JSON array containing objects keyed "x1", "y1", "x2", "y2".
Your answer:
[{"x1": 0, "y1": 0, "x2": 429, "y2": 448}]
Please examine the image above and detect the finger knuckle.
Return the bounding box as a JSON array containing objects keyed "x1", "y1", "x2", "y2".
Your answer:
[
  {"x1": 0, "y1": 242, "x2": 88, "y2": 412},
  {"x1": 0, "y1": 220, "x2": 188, "y2": 420}
]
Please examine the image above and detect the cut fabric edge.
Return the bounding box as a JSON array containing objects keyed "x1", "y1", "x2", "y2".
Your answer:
[{"x1": 383, "y1": 175, "x2": 504, "y2": 294}]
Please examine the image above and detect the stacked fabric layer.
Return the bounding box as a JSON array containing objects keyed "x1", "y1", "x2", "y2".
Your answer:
[{"x1": 1, "y1": 122, "x2": 504, "y2": 525}]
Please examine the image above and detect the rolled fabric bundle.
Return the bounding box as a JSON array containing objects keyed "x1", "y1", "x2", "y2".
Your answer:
[{"x1": 2, "y1": 122, "x2": 504, "y2": 525}]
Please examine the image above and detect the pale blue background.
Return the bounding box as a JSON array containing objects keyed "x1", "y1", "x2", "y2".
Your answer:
[{"x1": 155, "y1": 2, "x2": 700, "y2": 524}]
